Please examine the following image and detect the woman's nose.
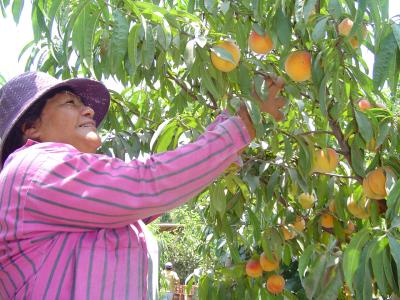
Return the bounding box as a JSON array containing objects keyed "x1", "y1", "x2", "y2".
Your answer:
[{"x1": 82, "y1": 105, "x2": 95, "y2": 118}]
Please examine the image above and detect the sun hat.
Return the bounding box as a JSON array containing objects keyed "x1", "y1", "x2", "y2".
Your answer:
[
  {"x1": 0, "y1": 71, "x2": 110, "y2": 167},
  {"x1": 165, "y1": 262, "x2": 173, "y2": 270}
]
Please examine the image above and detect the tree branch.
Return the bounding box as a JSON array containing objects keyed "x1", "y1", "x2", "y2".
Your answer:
[
  {"x1": 166, "y1": 71, "x2": 218, "y2": 110},
  {"x1": 328, "y1": 115, "x2": 363, "y2": 183}
]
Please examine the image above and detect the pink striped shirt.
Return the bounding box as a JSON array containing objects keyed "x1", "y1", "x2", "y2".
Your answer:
[{"x1": 0, "y1": 115, "x2": 250, "y2": 299}]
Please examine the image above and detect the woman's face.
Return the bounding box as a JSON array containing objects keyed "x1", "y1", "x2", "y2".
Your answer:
[{"x1": 24, "y1": 91, "x2": 102, "y2": 153}]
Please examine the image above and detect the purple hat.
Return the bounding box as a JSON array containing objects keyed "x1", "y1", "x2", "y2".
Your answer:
[{"x1": 0, "y1": 71, "x2": 110, "y2": 166}]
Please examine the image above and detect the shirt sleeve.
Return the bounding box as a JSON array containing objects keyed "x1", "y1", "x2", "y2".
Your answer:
[{"x1": 23, "y1": 116, "x2": 251, "y2": 231}]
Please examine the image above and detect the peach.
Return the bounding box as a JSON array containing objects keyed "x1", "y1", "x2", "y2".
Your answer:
[
  {"x1": 344, "y1": 220, "x2": 355, "y2": 234},
  {"x1": 248, "y1": 31, "x2": 273, "y2": 54},
  {"x1": 284, "y1": 50, "x2": 312, "y2": 82},
  {"x1": 293, "y1": 216, "x2": 306, "y2": 232},
  {"x1": 312, "y1": 148, "x2": 339, "y2": 173},
  {"x1": 347, "y1": 197, "x2": 371, "y2": 219},
  {"x1": 210, "y1": 40, "x2": 240, "y2": 72},
  {"x1": 362, "y1": 168, "x2": 387, "y2": 200},
  {"x1": 320, "y1": 213, "x2": 334, "y2": 229},
  {"x1": 358, "y1": 99, "x2": 371, "y2": 112},
  {"x1": 260, "y1": 252, "x2": 279, "y2": 272},
  {"x1": 338, "y1": 18, "x2": 354, "y2": 36},
  {"x1": 245, "y1": 258, "x2": 263, "y2": 278},
  {"x1": 266, "y1": 274, "x2": 285, "y2": 294},
  {"x1": 281, "y1": 225, "x2": 296, "y2": 240},
  {"x1": 298, "y1": 193, "x2": 315, "y2": 209}
]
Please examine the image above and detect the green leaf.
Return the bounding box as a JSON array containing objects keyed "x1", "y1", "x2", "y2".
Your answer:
[
  {"x1": 128, "y1": 23, "x2": 142, "y2": 68},
  {"x1": 349, "y1": 0, "x2": 367, "y2": 37},
  {"x1": 354, "y1": 110, "x2": 373, "y2": 142},
  {"x1": 231, "y1": 175, "x2": 250, "y2": 200},
  {"x1": 275, "y1": 8, "x2": 291, "y2": 47},
  {"x1": 71, "y1": 3, "x2": 100, "y2": 68},
  {"x1": 383, "y1": 246, "x2": 399, "y2": 294},
  {"x1": 343, "y1": 228, "x2": 370, "y2": 293},
  {"x1": 11, "y1": 0, "x2": 23, "y2": 23},
  {"x1": 238, "y1": 64, "x2": 251, "y2": 96},
  {"x1": 247, "y1": 208, "x2": 261, "y2": 242},
  {"x1": 209, "y1": 182, "x2": 226, "y2": 214},
  {"x1": 303, "y1": 0, "x2": 316, "y2": 21},
  {"x1": 388, "y1": 234, "x2": 400, "y2": 290},
  {"x1": 373, "y1": 28, "x2": 397, "y2": 90},
  {"x1": 350, "y1": 135, "x2": 365, "y2": 177},
  {"x1": 141, "y1": 18, "x2": 156, "y2": 68},
  {"x1": 201, "y1": 70, "x2": 220, "y2": 100},
  {"x1": 295, "y1": 135, "x2": 312, "y2": 179},
  {"x1": 184, "y1": 39, "x2": 196, "y2": 68},
  {"x1": 31, "y1": 3, "x2": 47, "y2": 42},
  {"x1": 244, "y1": 98, "x2": 261, "y2": 126},
  {"x1": 386, "y1": 178, "x2": 400, "y2": 221},
  {"x1": 354, "y1": 240, "x2": 375, "y2": 299},
  {"x1": 318, "y1": 75, "x2": 328, "y2": 117},
  {"x1": 371, "y1": 237, "x2": 390, "y2": 297},
  {"x1": 303, "y1": 254, "x2": 328, "y2": 298},
  {"x1": 0, "y1": 74, "x2": 5, "y2": 86},
  {"x1": 311, "y1": 17, "x2": 328, "y2": 42},
  {"x1": 327, "y1": 0, "x2": 343, "y2": 19},
  {"x1": 150, "y1": 118, "x2": 173, "y2": 151},
  {"x1": 210, "y1": 46, "x2": 235, "y2": 64},
  {"x1": 298, "y1": 245, "x2": 314, "y2": 277},
  {"x1": 376, "y1": 119, "x2": 391, "y2": 147},
  {"x1": 392, "y1": 24, "x2": 400, "y2": 50},
  {"x1": 110, "y1": 10, "x2": 129, "y2": 73},
  {"x1": 265, "y1": 169, "x2": 280, "y2": 203}
]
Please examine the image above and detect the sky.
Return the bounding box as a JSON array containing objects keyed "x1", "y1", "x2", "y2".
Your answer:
[{"x1": 0, "y1": 2, "x2": 399, "y2": 81}]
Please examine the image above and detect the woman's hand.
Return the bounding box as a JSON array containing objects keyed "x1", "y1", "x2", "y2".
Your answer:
[
  {"x1": 252, "y1": 73, "x2": 286, "y2": 121},
  {"x1": 237, "y1": 74, "x2": 286, "y2": 140}
]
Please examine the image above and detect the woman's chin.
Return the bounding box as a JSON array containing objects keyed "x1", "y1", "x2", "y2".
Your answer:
[{"x1": 82, "y1": 132, "x2": 102, "y2": 153}]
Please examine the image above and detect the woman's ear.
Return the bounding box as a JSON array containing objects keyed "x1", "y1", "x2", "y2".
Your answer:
[{"x1": 22, "y1": 121, "x2": 41, "y2": 141}]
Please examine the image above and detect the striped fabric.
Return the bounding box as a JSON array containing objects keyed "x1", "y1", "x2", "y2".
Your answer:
[{"x1": 0, "y1": 115, "x2": 250, "y2": 299}]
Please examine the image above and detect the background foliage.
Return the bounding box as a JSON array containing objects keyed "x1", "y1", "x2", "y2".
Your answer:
[
  {"x1": 151, "y1": 204, "x2": 212, "y2": 282},
  {"x1": 2, "y1": 0, "x2": 400, "y2": 299}
]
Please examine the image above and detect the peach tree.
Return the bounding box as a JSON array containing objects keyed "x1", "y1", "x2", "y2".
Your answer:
[{"x1": 2, "y1": 0, "x2": 400, "y2": 298}]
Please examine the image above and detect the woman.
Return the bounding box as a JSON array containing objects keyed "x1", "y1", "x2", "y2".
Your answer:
[{"x1": 0, "y1": 71, "x2": 284, "y2": 299}]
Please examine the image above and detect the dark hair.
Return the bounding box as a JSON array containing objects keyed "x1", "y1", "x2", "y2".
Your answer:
[{"x1": 1, "y1": 87, "x2": 73, "y2": 165}]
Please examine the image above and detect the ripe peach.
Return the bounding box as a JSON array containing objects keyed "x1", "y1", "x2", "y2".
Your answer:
[
  {"x1": 284, "y1": 50, "x2": 312, "y2": 82},
  {"x1": 320, "y1": 213, "x2": 334, "y2": 229},
  {"x1": 349, "y1": 37, "x2": 360, "y2": 48},
  {"x1": 281, "y1": 225, "x2": 296, "y2": 240},
  {"x1": 293, "y1": 216, "x2": 306, "y2": 232},
  {"x1": 210, "y1": 40, "x2": 240, "y2": 72},
  {"x1": 358, "y1": 99, "x2": 371, "y2": 112},
  {"x1": 298, "y1": 193, "x2": 315, "y2": 209},
  {"x1": 312, "y1": 148, "x2": 339, "y2": 173},
  {"x1": 248, "y1": 31, "x2": 273, "y2": 54},
  {"x1": 245, "y1": 258, "x2": 263, "y2": 278},
  {"x1": 347, "y1": 197, "x2": 371, "y2": 219},
  {"x1": 260, "y1": 253, "x2": 279, "y2": 272},
  {"x1": 338, "y1": 18, "x2": 354, "y2": 36},
  {"x1": 344, "y1": 220, "x2": 355, "y2": 234},
  {"x1": 266, "y1": 274, "x2": 285, "y2": 294},
  {"x1": 349, "y1": 26, "x2": 367, "y2": 49},
  {"x1": 362, "y1": 168, "x2": 387, "y2": 200}
]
